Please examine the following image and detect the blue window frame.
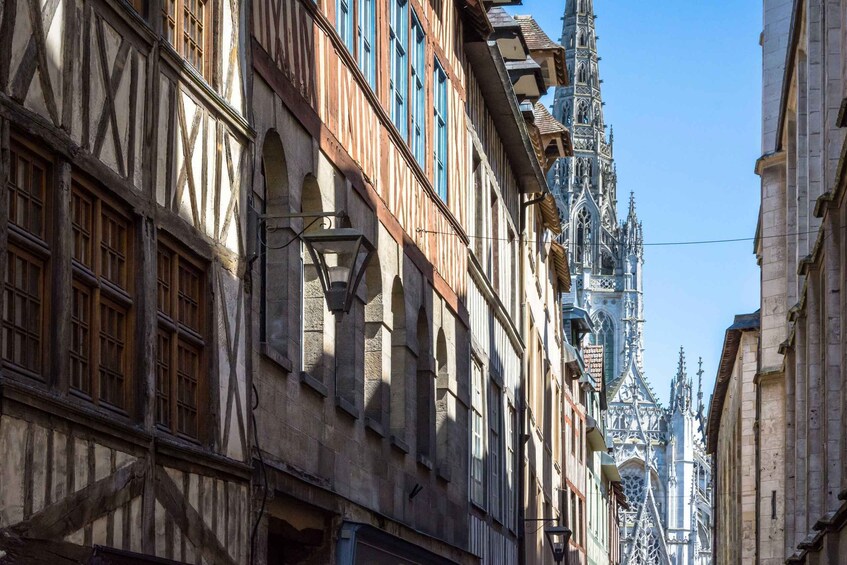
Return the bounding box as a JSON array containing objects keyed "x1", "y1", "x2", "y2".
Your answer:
[
  {"x1": 336, "y1": 0, "x2": 354, "y2": 51},
  {"x1": 357, "y1": 0, "x2": 375, "y2": 88},
  {"x1": 389, "y1": 0, "x2": 408, "y2": 138},
  {"x1": 433, "y1": 59, "x2": 448, "y2": 201},
  {"x1": 409, "y1": 14, "x2": 426, "y2": 164}
]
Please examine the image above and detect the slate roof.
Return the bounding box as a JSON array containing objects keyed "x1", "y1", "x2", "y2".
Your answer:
[{"x1": 487, "y1": 6, "x2": 520, "y2": 29}]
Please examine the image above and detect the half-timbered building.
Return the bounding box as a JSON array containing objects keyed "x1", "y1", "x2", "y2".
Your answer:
[
  {"x1": 249, "y1": 0, "x2": 486, "y2": 562},
  {"x1": 0, "y1": 0, "x2": 253, "y2": 558},
  {"x1": 248, "y1": 0, "x2": 579, "y2": 562}
]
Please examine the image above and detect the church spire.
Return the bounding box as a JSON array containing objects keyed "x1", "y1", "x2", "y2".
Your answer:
[{"x1": 550, "y1": 0, "x2": 616, "y2": 224}]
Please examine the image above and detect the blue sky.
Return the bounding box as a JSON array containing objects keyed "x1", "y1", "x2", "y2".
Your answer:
[{"x1": 509, "y1": 1, "x2": 762, "y2": 406}]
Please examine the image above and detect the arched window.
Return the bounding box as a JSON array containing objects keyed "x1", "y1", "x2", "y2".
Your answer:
[
  {"x1": 578, "y1": 31, "x2": 587, "y2": 47},
  {"x1": 593, "y1": 103, "x2": 602, "y2": 126},
  {"x1": 577, "y1": 101, "x2": 589, "y2": 123},
  {"x1": 301, "y1": 174, "x2": 329, "y2": 385},
  {"x1": 363, "y1": 257, "x2": 386, "y2": 425},
  {"x1": 575, "y1": 207, "x2": 591, "y2": 264},
  {"x1": 260, "y1": 130, "x2": 291, "y2": 355},
  {"x1": 621, "y1": 471, "x2": 645, "y2": 517},
  {"x1": 389, "y1": 278, "x2": 409, "y2": 441},
  {"x1": 415, "y1": 309, "x2": 433, "y2": 460},
  {"x1": 435, "y1": 330, "x2": 450, "y2": 470},
  {"x1": 577, "y1": 64, "x2": 587, "y2": 83},
  {"x1": 591, "y1": 312, "x2": 615, "y2": 384}
]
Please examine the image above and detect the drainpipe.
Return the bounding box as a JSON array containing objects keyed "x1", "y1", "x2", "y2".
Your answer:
[{"x1": 518, "y1": 193, "x2": 548, "y2": 565}]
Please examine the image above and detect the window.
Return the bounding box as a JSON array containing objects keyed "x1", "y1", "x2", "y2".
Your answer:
[
  {"x1": 162, "y1": 0, "x2": 210, "y2": 78},
  {"x1": 433, "y1": 59, "x2": 448, "y2": 201},
  {"x1": 389, "y1": 0, "x2": 408, "y2": 138},
  {"x1": 70, "y1": 181, "x2": 134, "y2": 410},
  {"x1": 156, "y1": 239, "x2": 206, "y2": 439},
  {"x1": 471, "y1": 360, "x2": 485, "y2": 506},
  {"x1": 409, "y1": 15, "x2": 426, "y2": 164},
  {"x1": 3, "y1": 140, "x2": 49, "y2": 377},
  {"x1": 507, "y1": 404, "x2": 517, "y2": 529},
  {"x1": 577, "y1": 64, "x2": 587, "y2": 83},
  {"x1": 357, "y1": 0, "x2": 375, "y2": 88},
  {"x1": 591, "y1": 312, "x2": 615, "y2": 384},
  {"x1": 489, "y1": 381, "x2": 502, "y2": 519},
  {"x1": 336, "y1": 0, "x2": 354, "y2": 51},
  {"x1": 575, "y1": 207, "x2": 591, "y2": 263},
  {"x1": 577, "y1": 100, "x2": 590, "y2": 123}
]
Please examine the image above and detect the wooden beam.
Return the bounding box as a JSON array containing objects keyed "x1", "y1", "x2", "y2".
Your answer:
[
  {"x1": 153, "y1": 466, "x2": 236, "y2": 565},
  {"x1": 3, "y1": 459, "x2": 146, "y2": 540}
]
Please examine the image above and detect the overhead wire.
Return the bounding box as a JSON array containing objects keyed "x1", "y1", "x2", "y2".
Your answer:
[{"x1": 414, "y1": 224, "x2": 838, "y2": 248}]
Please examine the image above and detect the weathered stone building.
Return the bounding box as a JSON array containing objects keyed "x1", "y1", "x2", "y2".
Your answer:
[
  {"x1": 0, "y1": 0, "x2": 253, "y2": 559},
  {"x1": 706, "y1": 312, "x2": 759, "y2": 565},
  {"x1": 722, "y1": 0, "x2": 847, "y2": 562}
]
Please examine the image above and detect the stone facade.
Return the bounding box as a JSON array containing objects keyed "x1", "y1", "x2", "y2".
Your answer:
[
  {"x1": 706, "y1": 313, "x2": 759, "y2": 565},
  {"x1": 730, "y1": 0, "x2": 847, "y2": 562}
]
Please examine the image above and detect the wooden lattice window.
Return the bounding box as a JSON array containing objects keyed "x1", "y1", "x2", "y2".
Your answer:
[
  {"x1": 162, "y1": 0, "x2": 210, "y2": 78},
  {"x1": 70, "y1": 180, "x2": 134, "y2": 411},
  {"x1": 156, "y1": 238, "x2": 206, "y2": 439},
  {"x1": 3, "y1": 140, "x2": 50, "y2": 378}
]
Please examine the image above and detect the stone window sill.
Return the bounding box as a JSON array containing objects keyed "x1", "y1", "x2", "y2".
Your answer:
[
  {"x1": 390, "y1": 435, "x2": 410, "y2": 454},
  {"x1": 416, "y1": 453, "x2": 433, "y2": 471},
  {"x1": 300, "y1": 371, "x2": 328, "y2": 398},
  {"x1": 260, "y1": 342, "x2": 293, "y2": 373},
  {"x1": 365, "y1": 417, "x2": 386, "y2": 438},
  {"x1": 335, "y1": 396, "x2": 360, "y2": 420}
]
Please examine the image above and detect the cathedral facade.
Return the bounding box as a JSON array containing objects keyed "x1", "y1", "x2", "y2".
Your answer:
[{"x1": 549, "y1": 1, "x2": 713, "y2": 564}]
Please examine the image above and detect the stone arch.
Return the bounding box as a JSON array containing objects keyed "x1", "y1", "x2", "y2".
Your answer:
[
  {"x1": 389, "y1": 278, "x2": 409, "y2": 439},
  {"x1": 591, "y1": 311, "x2": 615, "y2": 383},
  {"x1": 593, "y1": 103, "x2": 602, "y2": 126},
  {"x1": 260, "y1": 130, "x2": 291, "y2": 353},
  {"x1": 301, "y1": 174, "x2": 329, "y2": 384},
  {"x1": 578, "y1": 31, "x2": 587, "y2": 47},
  {"x1": 415, "y1": 309, "x2": 433, "y2": 460},
  {"x1": 363, "y1": 256, "x2": 387, "y2": 425},
  {"x1": 575, "y1": 206, "x2": 592, "y2": 264},
  {"x1": 435, "y1": 330, "x2": 450, "y2": 472},
  {"x1": 577, "y1": 100, "x2": 590, "y2": 123},
  {"x1": 577, "y1": 63, "x2": 587, "y2": 84}
]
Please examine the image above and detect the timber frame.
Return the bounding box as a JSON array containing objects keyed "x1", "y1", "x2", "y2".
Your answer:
[{"x1": 0, "y1": 0, "x2": 253, "y2": 555}]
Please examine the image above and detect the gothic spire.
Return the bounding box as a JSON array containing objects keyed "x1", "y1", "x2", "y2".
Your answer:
[
  {"x1": 673, "y1": 346, "x2": 692, "y2": 414},
  {"x1": 549, "y1": 0, "x2": 616, "y2": 224}
]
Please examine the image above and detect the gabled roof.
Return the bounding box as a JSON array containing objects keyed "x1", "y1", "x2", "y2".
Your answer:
[
  {"x1": 513, "y1": 15, "x2": 568, "y2": 87},
  {"x1": 608, "y1": 355, "x2": 660, "y2": 407}
]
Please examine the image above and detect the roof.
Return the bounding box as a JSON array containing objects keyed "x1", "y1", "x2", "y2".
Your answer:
[
  {"x1": 706, "y1": 311, "x2": 760, "y2": 454},
  {"x1": 583, "y1": 344, "x2": 604, "y2": 391},
  {"x1": 460, "y1": 0, "x2": 493, "y2": 39},
  {"x1": 549, "y1": 240, "x2": 571, "y2": 292},
  {"x1": 464, "y1": 40, "x2": 550, "y2": 194},
  {"x1": 533, "y1": 102, "x2": 566, "y2": 136},
  {"x1": 487, "y1": 6, "x2": 520, "y2": 30},
  {"x1": 514, "y1": 15, "x2": 560, "y2": 50},
  {"x1": 513, "y1": 15, "x2": 568, "y2": 86}
]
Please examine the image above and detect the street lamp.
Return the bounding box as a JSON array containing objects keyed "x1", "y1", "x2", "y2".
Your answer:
[
  {"x1": 544, "y1": 525, "x2": 572, "y2": 565},
  {"x1": 301, "y1": 225, "x2": 375, "y2": 314},
  {"x1": 248, "y1": 205, "x2": 375, "y2": 316}
]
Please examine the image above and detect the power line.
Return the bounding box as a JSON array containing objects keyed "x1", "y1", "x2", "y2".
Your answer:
[{"x1": 414, "y1": 225, "x2": 836, "y2": 248}]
